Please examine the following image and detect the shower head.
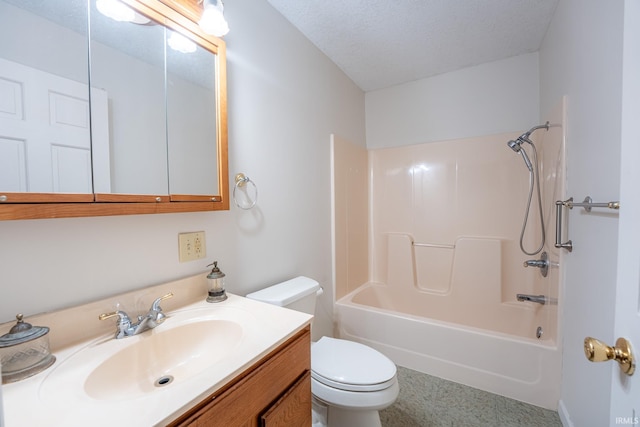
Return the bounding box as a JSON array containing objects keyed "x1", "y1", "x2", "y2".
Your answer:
[
  {"x1": 507, "y1": 137, "x2": 533, "y2": 171},
  {"x1": 507, "y1": 138, "x2": 523, "y2": 152},
  {"x1": 506, "y1": 121, "x2": 549, "y2": 171}
]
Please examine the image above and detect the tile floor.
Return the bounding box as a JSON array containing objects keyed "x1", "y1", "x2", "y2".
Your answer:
[{"x1": 380, "y1": 367, "x2": 563, "y2": 427}]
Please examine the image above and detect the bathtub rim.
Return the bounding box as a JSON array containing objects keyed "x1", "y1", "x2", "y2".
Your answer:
[{"x1": 336, "y1": 281, "x2": 558, "y2": 349}]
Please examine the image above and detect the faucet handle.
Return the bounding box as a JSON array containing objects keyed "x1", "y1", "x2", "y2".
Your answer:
[
  {"x1": 99, "y1": 310, "x2": 131, "y2": 324},
  {"x1": 522, "y1": 252, "x2": 549, "y2": 277},
  {"x1": 151, "y1": 292, "x2": 174, "y2": 311},
  {"x1": 99, "y1": 310, "x2": 133, "y2": 339}
]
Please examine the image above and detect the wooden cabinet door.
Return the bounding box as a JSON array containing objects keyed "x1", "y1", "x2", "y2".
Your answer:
[
  {"x1": 172, "y1": 328, "x2": 311, "y2": 427},
  {"x1": 261, "y1": 371, "x2": 311, "y2": 427}
]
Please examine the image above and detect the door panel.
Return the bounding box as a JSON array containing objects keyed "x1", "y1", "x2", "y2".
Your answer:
[
  {"x1": 0, "y1": 57, "x2": 104, "y2": 194},
  {"x1": 610, "y1": 0, "x2": 640, "y2": 421}
]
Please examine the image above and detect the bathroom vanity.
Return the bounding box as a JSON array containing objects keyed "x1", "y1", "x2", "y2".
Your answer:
[
  {"x1": 0, "y1": 274, "x2": 312, "y2": 426},
  {"x1": 169, "y1": 327, "x2": 311, "y2": 426}
]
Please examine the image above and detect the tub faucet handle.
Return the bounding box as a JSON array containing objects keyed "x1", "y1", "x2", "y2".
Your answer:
[
  {"x1": 522, "y1": 251, "x2": 549, "y2": 277},
  {"x1": 524, "y1": 260, "x2": 546, "y2": 268}
]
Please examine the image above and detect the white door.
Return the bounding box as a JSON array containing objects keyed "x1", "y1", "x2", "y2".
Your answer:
[
  {"x1": 610, "y1": 0, "x2": 640, "y2": 422},
  {"x1": 0, "y1": 58, "x2": 92, "y2": 193}
]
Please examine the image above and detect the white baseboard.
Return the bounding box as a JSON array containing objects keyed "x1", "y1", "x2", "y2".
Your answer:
[{"x1": 558, "y1": 400, "x2": 573, "y2": 427}]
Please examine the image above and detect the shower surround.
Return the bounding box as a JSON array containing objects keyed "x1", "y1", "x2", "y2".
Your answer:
[{"x1": 331, "y1": 102, "x2": 565, "y2": 409}]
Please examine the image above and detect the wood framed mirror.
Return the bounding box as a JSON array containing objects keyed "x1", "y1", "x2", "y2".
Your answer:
[{"x1": 0, "y1": 0, "x2": 228, "y2": 220}]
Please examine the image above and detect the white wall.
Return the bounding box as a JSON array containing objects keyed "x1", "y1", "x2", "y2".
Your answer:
[
  {"x1": 539, "y1": 0, "x2": 624, "y2": 425},
  {"x1": 365, "y1": 53, "x2": 540, "y2": 149},
  {"x1": 0, "y1": 0, "x2": 365, "y2": 341}
]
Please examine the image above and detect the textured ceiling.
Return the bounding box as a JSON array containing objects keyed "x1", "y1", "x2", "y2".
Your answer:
[{"x1": 265, "y1": 0, "x2": 559, "y2": 92}]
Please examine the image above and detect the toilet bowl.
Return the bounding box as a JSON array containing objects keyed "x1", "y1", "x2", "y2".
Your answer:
[
  {"x1": 311, "y1": 336, "x2": 399, "y2": 427},
  {"x1": 246, "y1": 277, "x2": 399, "y2": 427}
]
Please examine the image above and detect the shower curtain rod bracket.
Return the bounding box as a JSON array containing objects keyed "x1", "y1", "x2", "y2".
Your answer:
[{"x1": 563, "y1": 196, "x2": 620, "y2": 212}]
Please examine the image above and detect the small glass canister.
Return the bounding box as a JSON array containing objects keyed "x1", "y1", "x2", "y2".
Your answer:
[
  {"x1": 206, "y1": 261, "x2": 227, "y2": 303},
  {"x1": 0, "y1": 314, "x2": 56, "y2": 384}
]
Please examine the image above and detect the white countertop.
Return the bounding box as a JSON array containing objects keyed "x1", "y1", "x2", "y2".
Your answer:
[{"x1": 2, "y1": 293, "x2": 312, "y2": 427}]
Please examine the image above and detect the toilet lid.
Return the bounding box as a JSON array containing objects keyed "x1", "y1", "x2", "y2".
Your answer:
[{"x1": 311, "y1": 337, "x2": 397, "y2": 392}]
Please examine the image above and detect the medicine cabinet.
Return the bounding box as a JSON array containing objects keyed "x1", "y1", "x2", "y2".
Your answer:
[{"x1": 0, "y1": 0, "x2": 228, "y2": 220}]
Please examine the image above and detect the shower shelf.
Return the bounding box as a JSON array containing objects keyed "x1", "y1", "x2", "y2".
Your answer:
[{"x1": 555, "y1": 196, "x2": 621, "y2": 252}]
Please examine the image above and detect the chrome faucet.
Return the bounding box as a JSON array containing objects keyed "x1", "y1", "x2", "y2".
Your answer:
[
  {"x1": 99, "y1": 292, "x2": 173, "y2": 339},
  {"x1": 524, "y1": 259, "x2": 547, "y2": 268},
  {"x1": 516, "y1": 294, "x2": 547, "y2": 305},
  {"x1": 523, "y1": 251, "x2": 549, "y2": 277}
]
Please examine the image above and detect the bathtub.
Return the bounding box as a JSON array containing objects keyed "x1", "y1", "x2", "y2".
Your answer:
[{"x1": 335, "y1": 281, "x2": 561, "y2": 410}]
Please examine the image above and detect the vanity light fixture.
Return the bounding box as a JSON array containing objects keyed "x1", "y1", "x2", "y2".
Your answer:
[
  {"x1": 96, "y1": 0, "x2": 151, "y2": 24},
  {"x1": 168, "y1": 31, "x2": 197, "y2": 53},
  {"x1": 199, "y1": 0, "x2": 229, "y2": 37}
]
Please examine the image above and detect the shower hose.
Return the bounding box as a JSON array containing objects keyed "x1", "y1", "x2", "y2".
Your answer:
[{"x1": 519, "y1": 142, "x2": 545, "y2": 256}]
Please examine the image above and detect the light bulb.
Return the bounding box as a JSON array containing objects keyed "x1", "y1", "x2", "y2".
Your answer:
[
  {"x1": 96, "y1": 0, "x2": 135, "y2": 22},
  {"x1": 199, "y1": 1, "x2": 229, "y2": 37},
  {"x1": 168, "y1": 31, "x2": 197, "y2": 54}
]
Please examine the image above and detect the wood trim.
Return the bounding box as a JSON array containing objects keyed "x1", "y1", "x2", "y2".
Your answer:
[
  {"x1": 0, "y1": 201, "x2": 228, "y2": 220},
  {"x1": 158, "y1": 0, "x2": 203, "y2": 23},
  {"x1": 95, "y1": 193, "x2": 171, "y2": 203},
  {"x1": 132, "y1": 0, "x2": 224, "y2": 52},
  {"x1": 170, "y1": 194, "x2": 221, "y2": 202},
  {"x1": 0, "y1": 193, "x2": 94, "y2": 203}
]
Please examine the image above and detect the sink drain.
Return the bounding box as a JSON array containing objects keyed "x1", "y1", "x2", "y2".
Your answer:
[{"x1": 154, "y1": 375, "x2": 174, "y2": 387}]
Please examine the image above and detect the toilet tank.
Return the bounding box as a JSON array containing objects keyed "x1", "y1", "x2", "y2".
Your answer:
[{"x1": 246, "y1": 276, "x2": 320, "y2": 315}]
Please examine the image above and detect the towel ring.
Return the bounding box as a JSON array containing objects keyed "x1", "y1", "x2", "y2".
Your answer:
[{"x1": 233, "y1": 173, "x2": 258, "y2": 210}]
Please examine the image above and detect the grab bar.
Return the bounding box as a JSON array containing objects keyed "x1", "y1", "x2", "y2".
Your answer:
[
  {"x1": 555, "y1": 196, "x2": 620, "y2": 252},
  {"x1": 555, "y1": 200, "x2": 573, "y2": 252},
  {"x1": 413, "y1": 242, "x2": 455, "y2": 249}
]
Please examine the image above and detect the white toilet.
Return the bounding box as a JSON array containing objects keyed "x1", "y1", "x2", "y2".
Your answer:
[{"x1": 246, "y1": 276, "x2": 399, "y2": 427}]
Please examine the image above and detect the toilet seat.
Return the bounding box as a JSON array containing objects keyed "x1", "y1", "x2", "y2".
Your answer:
[{"x1": 311, "y1": 337, "x2": 397, "y2": 392}]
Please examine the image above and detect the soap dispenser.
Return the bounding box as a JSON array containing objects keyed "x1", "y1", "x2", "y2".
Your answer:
[{"x1": 206, "y1": 261, "x2": 227, "y2": 302}]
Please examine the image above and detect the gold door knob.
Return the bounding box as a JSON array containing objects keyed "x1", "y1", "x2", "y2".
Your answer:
[{"x1": 584, "y1": 337, "x2": 635, "y2": 376}]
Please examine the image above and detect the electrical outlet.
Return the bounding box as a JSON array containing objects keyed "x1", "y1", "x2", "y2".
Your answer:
[{"x1": 178, "y1": 231, "x2": 206, "y2": 262}]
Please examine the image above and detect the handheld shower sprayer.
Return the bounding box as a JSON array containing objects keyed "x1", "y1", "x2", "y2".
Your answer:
[
  {"x1": 508, "y1": 139, "x2": 533, "y2": 171},
  {"x1": 507, "y1": 122, "x2": 550, "y2": 256},
  {"x1": 507, "y1": 122, "x2": 549, "y2": 171}
]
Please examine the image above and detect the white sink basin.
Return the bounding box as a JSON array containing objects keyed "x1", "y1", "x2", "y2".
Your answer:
[
  {"x1": 4, "y1": 293, "x2": 313, "y2": 427},
  {"x1": 84, "y1": 319, "x2": 243, "y2": 400},
  {"x1": 39, "y1": 307, "x2": 248, "y2": 404}
]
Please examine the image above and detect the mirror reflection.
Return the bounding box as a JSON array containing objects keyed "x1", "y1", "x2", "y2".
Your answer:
[
  {"x1": 167, "y1": 38, "x2": 219, "y2": 196},
  {"x1": 0, "y1": 0, "x2": 92, "y2": 194},
  {"x1": 0, "y1": 0, "x2": 221, "y2": 199},
  {"x1": 89, "y1": 2, "x2": 168, "y2": 195}
]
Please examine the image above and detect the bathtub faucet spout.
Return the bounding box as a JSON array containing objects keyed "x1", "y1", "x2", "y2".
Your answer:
[{"x1": 516, "y1": 294, "x2": 547, "y2": 305}]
